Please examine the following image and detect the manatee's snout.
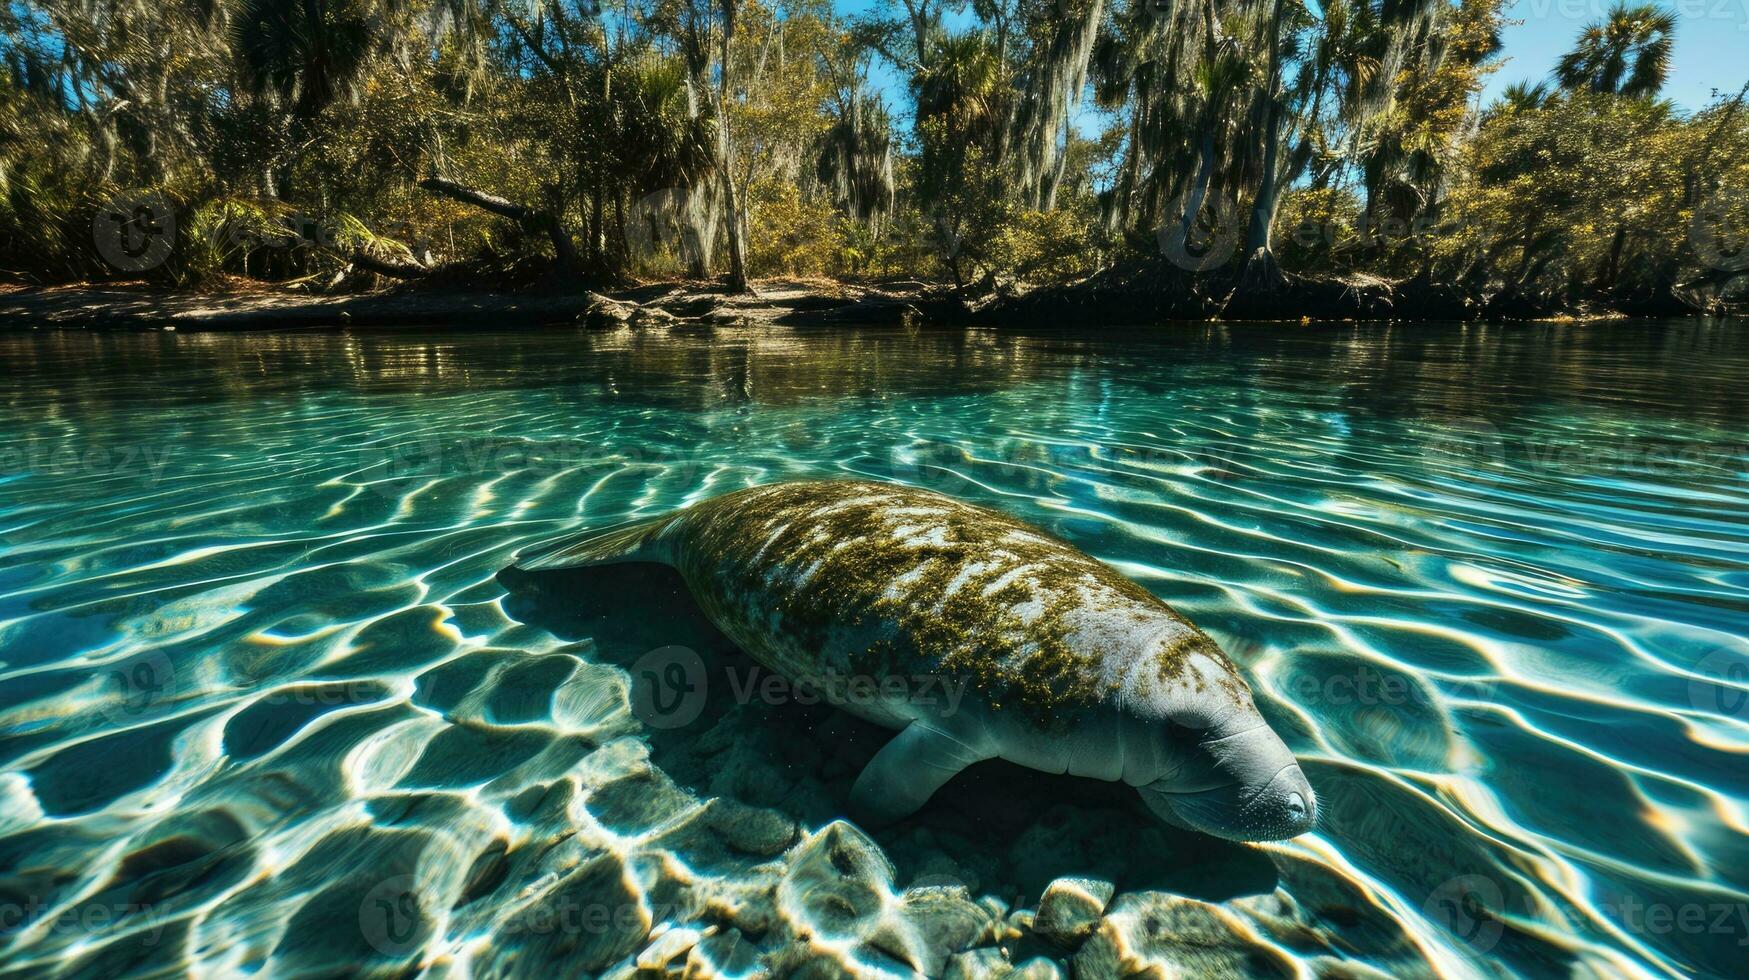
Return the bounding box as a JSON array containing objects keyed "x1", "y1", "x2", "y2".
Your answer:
[
  {"x1": 1148, "y1": 763, "x2": 1316, "y2": 841},
  {"x1": 1139, "y1": 721, "x2": 1317, "y2": 842},
  {"x1": 1250, "y1": 764, "x2": 1318, "y2": 840}
]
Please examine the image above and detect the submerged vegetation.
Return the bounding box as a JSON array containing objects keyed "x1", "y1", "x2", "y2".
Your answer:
[{"x1": 0, "y1": 0, "x2": 1745, "y2": 316}]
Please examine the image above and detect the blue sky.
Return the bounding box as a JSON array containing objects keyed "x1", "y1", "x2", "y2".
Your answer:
[
  {"x1": 1487, "y1": 0, "x2": 1749, "y2": 109},
  {"x1": 842, "y1": 0, "x2": 1748, "y2": 116}
]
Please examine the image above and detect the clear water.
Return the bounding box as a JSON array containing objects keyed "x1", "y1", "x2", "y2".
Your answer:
[{"x1": 1, "y1": 322, "x2": 1747, "y2": 979}]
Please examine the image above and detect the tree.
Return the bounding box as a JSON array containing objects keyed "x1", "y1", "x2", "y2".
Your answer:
[
  {"x1": 816, "y1": 29, "x2": 896, "y2": 240},
  {"x1": 1553, "y1": 2, "x2": 1675, "y2": 98},
  {"x1": 911, "y1": 30, "x2": 1010, "y2": 285}
]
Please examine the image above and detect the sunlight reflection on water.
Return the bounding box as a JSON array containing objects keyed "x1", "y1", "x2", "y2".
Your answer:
[{"x1": 1, "y1": 320, "x2": 1746, "y2": 978}]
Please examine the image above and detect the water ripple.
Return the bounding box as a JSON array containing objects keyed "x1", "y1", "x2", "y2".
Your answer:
[{"x1": 1, "y1": 322, "x2": 1746, "y2": 978}]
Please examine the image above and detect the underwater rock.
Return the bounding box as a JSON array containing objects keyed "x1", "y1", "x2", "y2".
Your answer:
[
  {"x1": 975, "y1": 895, "x2": 1014, "y2": 941},
  {"x1": 904, "y1": 848, "x2": 982, "y2": 896},
  {"x1": 942, "y1": 949, "x2": 1068, "y2": 979},
  {"x1": 704, "y1": 798, "x2": 799, "y2": 857},
  {"x1": 1305, "y1": 957, "x2": 1401, "y2": 979},
  {"x1": 1009, "y1": 957, "x2": 1065, "y2": 980},
  {"x1": 775, "y1": 820, "x2": 894, "y2": 962},
  {"x1": 586, "y1": 765, "x2": 699, "y2": 834},
  {"x1": 1071, "y1": 892, "x2": 1298, "y2": 978},
  {"x1": 943, "y1": 947, "x2": 1015, "y2": 979},
  {"x1": 771, "y1": 821, "x2": 993, "y2": 975},
  {"x1": 476, "y1": 850, "x2": 652, "y2": 974},
  {"x1": 1031, "y1": 876, "x2": 1114, "y2": 948},
  {"x1": 683, "y1": 927, "x2": 765, "y2": 978},
  {"x1": 637, "y1": 924, "x2": 707, "y2": 971},
  {"x1": 888, "y1": 883, "x2": 995, "y2": 975}
]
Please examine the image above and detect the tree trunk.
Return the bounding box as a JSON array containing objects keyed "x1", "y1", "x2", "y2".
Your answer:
[
  {"x1": 718, "y1": 0, "x2": 752, "y2": 294},
  {"x1": 346, "y1": 250, "x2": 433, "y2": 280},
  {"x1": 590, "y1": 187, "x2": 605, "y2": 270},
  {"x1": 1176, "y1": 130, "x2": 1217, "y2": 258},
  {"x1": 1245, "y1": 0, "x2": 1288, "y2": 262},
  {"x1": 1598, "y1": 224, "x2": 1626, "y2": 290},
  {"x1": 419, "y1": 176, "x2": 582, "y2": 276}
]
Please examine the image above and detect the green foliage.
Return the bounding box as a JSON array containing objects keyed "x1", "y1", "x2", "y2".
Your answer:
[
  {"x1": 747, "y1": 177, "x2": 839, "y2": 275},
  {"x1": 0, "y1": 0, "x2": 1741, "y2": 311},
  {"x1": 1438, "y1": 91, "x2": 1675, "y2": 295},
  {"x1": 989, "y1": 207, "x2": 1103, "y2": 283},
  {"x1": 1273, "y1": 186, "x2": 1363, "y2": 274}
]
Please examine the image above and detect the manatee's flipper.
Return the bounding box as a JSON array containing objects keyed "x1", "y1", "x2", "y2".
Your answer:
[
  {"x1": 850, "y1": 722, "x2": 993, "y2": 827},
  {"x1": 512, "y1": 515, "x2": 676, "y2": 572}
]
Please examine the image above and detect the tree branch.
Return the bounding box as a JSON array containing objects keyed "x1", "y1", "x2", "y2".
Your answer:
[
  {"x1": 347, "y1": 251, "x2": 434, "y2": 280},
  {"x1": 418, "y1": 177, "x2": 583, "y2": 275},
  {"x1": 419, "y1": 176, "x2": 538, "y2": 223}
]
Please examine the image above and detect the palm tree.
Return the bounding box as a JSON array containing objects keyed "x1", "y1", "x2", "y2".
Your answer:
[
  {"x1": 715, "y1": 0, "x2": 752, "y2": 293},
  {"x1": 817, "y1": 36, "x2": 896, "y2": 240},
  {"x1": 913, "y1": 32, "x2": 1008, "y2": 142},
  {"x1": 1090, "y1": 0, "x2": 1251, "y2": 247},
  {"x1": 233, "y1": 0, "x2": 405, "y2": 199},
  {"x1": 666, "y1": 0, "x2": 754, "y2": 292},
  {"x1": 1497, "y1": 80, "x2": 1551, "y2": 112},
  {"x1": 816, "y1": 94, "x2": 896, "y2": 237},
  {"x1": 1553, "y1": 3, "x2": 1675, "y2": 98},
  {"x1": 1243, "y1": 0, "x2": 1468, "y2": 286},
  {"x1": 1348, "y1": 0, "x2": 1496, "y2": 240},
  {"x1": 1550, "y1": 3, "x2": 1675, "y2": 294},
  {"x1": 912, "y1": 31, "x2": 1007, "y2": 285},
  {"x1": 608, "y1": 56, "x2": 719, "y2": 272},
  {"x1": 1241, "y1": 0, "x2": 1297, "y2": 270},
  {"x1": 233, "y1": 0, "x2": 393, "y2": 121},
  {"x1": 1005, "y1": 0, "x2": 1106, "y2": 210}
]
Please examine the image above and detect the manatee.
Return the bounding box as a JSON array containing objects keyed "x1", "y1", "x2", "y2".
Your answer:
[{"x1": 507, "y1": 480, "x2": 1316, "y2": 841}]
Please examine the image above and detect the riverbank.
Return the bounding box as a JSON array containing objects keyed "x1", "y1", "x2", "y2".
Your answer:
[
  {"x1": 0, "y1": 279, "x2": 970, "y2": 332},
  {"x1": 0, "y1": 271, "x2": 1723, "y2": 331}
]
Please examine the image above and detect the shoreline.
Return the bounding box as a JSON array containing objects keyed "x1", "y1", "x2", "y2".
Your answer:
[
  {"x1": 0, "y1": 280, "x2": 954, "y2": 332},
  {"x1": 0, "y1": 278, "x2": 1714, "y2": 332}
]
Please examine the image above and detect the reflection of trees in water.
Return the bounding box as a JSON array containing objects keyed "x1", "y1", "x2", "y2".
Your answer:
[
  {"x1": 581, "y1": 327, "x2": 1073, "y2": 409},
  {"x1": 0, "y1": 326, "x2": 1067, "y2": 412},
  {"x1": 1150, "y1": 321, "x2": 1749, "y2": 427},
  {"x1": 5, "y1": 320, "x2": 1749, "y2": 424}
]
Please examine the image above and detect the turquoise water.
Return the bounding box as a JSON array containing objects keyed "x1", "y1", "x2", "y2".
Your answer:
[{"x1": 1, "y1": 321, "x2": 1747, "y2": 978}]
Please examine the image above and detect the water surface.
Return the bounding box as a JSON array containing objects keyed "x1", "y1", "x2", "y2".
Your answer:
[{"x1": 1, "y1": 321, "x2": 1747, "y2": 978}]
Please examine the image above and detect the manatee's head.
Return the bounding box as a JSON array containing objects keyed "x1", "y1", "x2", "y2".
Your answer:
[{"x1": 1123, "y1": 631, "x2": 1316, "y2": 842}]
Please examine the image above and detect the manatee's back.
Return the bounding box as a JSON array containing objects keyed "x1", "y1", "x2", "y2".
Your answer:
[{"x1": 670, "y1": 480, "x2": 1204, "y2": 729}]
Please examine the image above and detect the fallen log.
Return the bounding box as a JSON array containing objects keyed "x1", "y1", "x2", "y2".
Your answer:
[
  {"x1": 418, "y1": 176, "x2": 583, "y2": 274},
  {"x1": 347, "y1": 250, "x2": 434, "y2": 280}
]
